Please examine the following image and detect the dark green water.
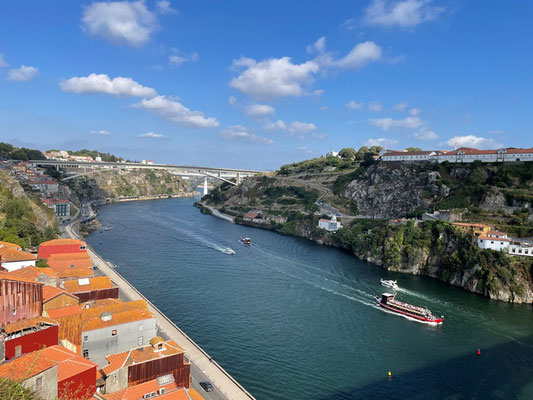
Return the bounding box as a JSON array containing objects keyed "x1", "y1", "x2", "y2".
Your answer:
[{"x1": 87, "y1": 197, "x2": 533, "y2": 400}]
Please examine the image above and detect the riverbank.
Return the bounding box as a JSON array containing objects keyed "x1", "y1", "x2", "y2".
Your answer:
[
  {"x1": 110, "y1": 191, "x2": 201, "y2": 203},
  {"x1": 64, "y1": 213, "x2": 255, "y2": 400}
]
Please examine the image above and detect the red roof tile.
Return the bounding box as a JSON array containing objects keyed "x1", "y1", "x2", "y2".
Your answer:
[{"x1": 0, "y1": 247, "x2": 37, "y2": 262}]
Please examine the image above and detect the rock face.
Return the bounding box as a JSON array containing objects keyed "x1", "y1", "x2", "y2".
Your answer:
[{"x1": 343, "y1": 163, "x2": 450, "y2": 218}]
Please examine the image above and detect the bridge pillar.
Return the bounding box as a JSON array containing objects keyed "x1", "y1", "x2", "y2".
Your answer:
[
  {"x1": 236, "y1": 172, "x2": 241, "y2": 184},
  {"x1": 203, "y1": 177, "x2": 208, "y2": 196}
]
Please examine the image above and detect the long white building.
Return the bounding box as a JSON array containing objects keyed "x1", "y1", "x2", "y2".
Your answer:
[{"x1": 381, "y1": 147, "x2": 533, "y2": 163}]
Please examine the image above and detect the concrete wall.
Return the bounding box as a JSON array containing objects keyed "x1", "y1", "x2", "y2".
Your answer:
[
  {"x1": 43, "y1": 293, "x2": 79, "y2": 312},
  {"x1": 82, "y1": 317, "x2": 156, "y2": 367},
  {"x1": 103, "y1": 366, "x2": 128, "y2": 393},
  {"x1": 23, "y1": 366, "x2": 58, "y2": 400}
]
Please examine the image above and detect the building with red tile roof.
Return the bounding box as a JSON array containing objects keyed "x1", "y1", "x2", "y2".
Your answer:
[
  {"x1": 64, "y1": 276, "x2": 119, "y2": 303},
  {"x1": 102, "y1": 377, "x2": 204, "y2": 400},
  {"x1": 38, "y1": 239, "x2": 88, "y2": 260},
  {"x1": 0, "y1": 316, "x2": 58, "y2": 361},
  {"x1": 43, "y1": 286, "x2": 80, "y2": 313},
  {"x1": 0, "y1": 241, "x2": 21, "y2": 250},
  {"x1": 7, "y1": 265, "x2": 58, "y2": 286},
  {"x1": 0, "y1": 246, "x2": 37, "y2": 272},
  {"x1": 381, "y1": 147, "x2": 533, "y2": 163},
  {"x1": 101, "y1": 337, "x2": 190, "y2": 394}
]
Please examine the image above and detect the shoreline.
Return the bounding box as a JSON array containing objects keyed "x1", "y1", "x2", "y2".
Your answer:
[
  {"x1": 64, "y1": 209, "x2": 255, "y2": 400},
  {"x1": 108, "y1": 191, "x2": 201, "y2": 203}
]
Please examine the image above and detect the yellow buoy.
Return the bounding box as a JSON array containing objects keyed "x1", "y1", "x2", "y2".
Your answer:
[{"x1": 388, "y1": 371, "x2": 392, "y2": 377}]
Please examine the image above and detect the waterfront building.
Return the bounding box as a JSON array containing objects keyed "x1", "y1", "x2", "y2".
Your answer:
[
  {"x1": 452, "y1": 222, "x2": 491, "y2": 237},
  {"x1": 38, "y1": 238, "x2": 88, "y2": 259},
  {"x1": 43, "y1": 286, "x2": 80, "y2": 313},
  {"x1": 0, "y1": 245, "x2": 37, "y2": 272},
  {"x1": 0, "y1": 345, "x2": 98, "y2": 400},
  {"x1": 42, "y1": 198, "x2": 71, "y2": 218},
  {"x1": 7, "y1": 265, "x2": 58, "y2": 287},
  {"x1": 508, "y1": 241, "x2": 533, "y2": 257},
  {"x1": 64, "y1": 276, "x2": 119, "y2": 303},
  {"x1": 477, "y1": 231, "x2": 510, "y2": 251},
  {"x1": 0, "y1": 316, "x2": 58, "y2": 360},
  {"x1": 47, "y1": 252, "x2": 94, "y2": 279},
  {"x1": 244, "y1": 210, "x2": 264, "y2": 221},
  {"x1": 318, "y1": 215, "x2": 342, "y2": 232},
  {"x1": 81, "y1": 299, "x2": 156, "y2": 366},
  {"x1": 0, "y1": 273, "x2": 43, "y2": 325},
  {"x1": 101, "y1": 337, "x2": 190, "y2": 394},
  {"x1": 102, "y1": 379, "x2": 204, "y2": 400}
]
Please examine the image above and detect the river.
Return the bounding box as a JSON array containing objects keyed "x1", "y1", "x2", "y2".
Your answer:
[{"x1": 87, "y1": 197, "x2": 533, "y2": 400}]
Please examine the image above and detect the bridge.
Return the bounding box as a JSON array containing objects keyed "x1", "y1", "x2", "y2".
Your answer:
[{"x1": 30, "y1": 160, "x2": 267, "y2": 195}]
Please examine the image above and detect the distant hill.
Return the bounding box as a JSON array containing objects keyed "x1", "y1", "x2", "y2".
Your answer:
[{"x1": 0, "y1": 142, "x2": 46, "y2": 161}]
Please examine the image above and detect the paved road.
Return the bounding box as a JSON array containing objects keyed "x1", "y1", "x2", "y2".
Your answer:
[{"x1": 63, "y1": 212, "x2": 254, "y2": 400}]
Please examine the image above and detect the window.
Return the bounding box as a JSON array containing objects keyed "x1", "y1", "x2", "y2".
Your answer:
[
  {"x1": 83, "y1": 335, "x2": 88, "y2": 343},
  {"x1": 15, "y1": 345, "x2": 22, "y2": 357},
  {"x1": 80, "y1": 245, "x2": 86, "y2": 250},
  {"x1": 112, "y1": 329, "x2": 117, "y2": 336},
  {"x1": 83, "y1": 349, "x2": 89, "y2": 358},
  {"x1": 35, "y1": 377, "x2": 42, "y2": 390},
  {"x1": 138, "y1": 336, "x2": 143, "y2": 346}
]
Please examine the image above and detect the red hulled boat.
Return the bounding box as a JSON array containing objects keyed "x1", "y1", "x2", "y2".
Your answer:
[{"x1": 375, "y1": 293, "x2": 444, "y2": 324}]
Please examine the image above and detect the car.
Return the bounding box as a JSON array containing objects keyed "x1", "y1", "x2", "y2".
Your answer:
[
  {"x1": 199, "y1": 381, "x2": 214, "y2": 392},
  {"x1": 93, "y1": 266, "x2": 99, "y2": 271}
]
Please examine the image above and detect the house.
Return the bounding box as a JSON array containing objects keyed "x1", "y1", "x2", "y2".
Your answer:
[
  {"x1": 42, "y1": 198, "x2": 71, "y2": 218},
  {"x1": 38, "y1": 239, "x2": 88, "y2": 259},
  {"x1": 452, "y1": 222, "x2": 491, "y2": 237},
  {"x1": 0, "y1": 245, "x2": 37, "y2": 272},
  {"x1": 101, "y1": 337, "x2": 190, "y2": 394},
  {"x1": 243, "y1": 211, "x2": 263, "y2": 221},
  {"x1": 326, "y1": 149, "x2": 340, "y2": 158},
  {"x1": 81, "y1": 300, "x2": 156, "y2": 366},
  {"x1": 381, "y1": 150, "x2": 437, "y2": 162},
  {"x1": 0, "y1": 316, "x2": 58, "y2": 361},
  {"x1": 0, "y1": 345, "x2": 98, "y2": 400},
  {"x1": 0, "y1": 273, "x2": 43, "y2": 325},
  {"x1": 27, "y1": 180, "x2": 59, "y2": 194},
  {"x1": 318, "y1": 215, "x2": 342, "y2": 232},
  {"x1": 7, "y1": 265, "x2": 58, "y2": 287},
  {"x1": 380, "y1": 147, "x2": 533, "y2": 163},
  {"x1": 64, "y1": 276, "x2": 119, "y2": 303},
  {"x1": 43, "y1": 286, "x2": 80, "y2": 313},
  {"x1": 47, "y1": 252, "x2": 94, "y2": 279},
  {"x1": 0, "y1": 346, "x2": 59, "y2": 400},
  {"x1": 102, "y1": 378, "x2": 204, "y2": 400},
  {"x1": 45, "y1": 304, "x2": 83, "y2": 354},
  {"x1": 477, "y1": 231, "x2": 510, "y2": 251},
  {"x1": 508, "y1": 241, "x2": 533, "y2": 257}
]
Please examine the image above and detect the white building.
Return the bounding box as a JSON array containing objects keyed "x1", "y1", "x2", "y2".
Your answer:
[
  {"x1": 326, "y1": 150, "x2": 340, "y2": 158},
  {"x1": 0, "y1": 245, "x2": 37, "y2": 271},
  {"x1": 381, "y1": 150, "x2": 436, "y2": 162},
  {"x1": 508, "y1": 242, "x2": 533, "y2": 257},
  {"x1": 318, "y1": 215, "x2": 342, "y2": 232},
  {"x1": 381, "y1": 147, "x2": 533, "y2": 163},
  {"x1": 477, "y1": 231, "x2": 510, "y2": 251}
]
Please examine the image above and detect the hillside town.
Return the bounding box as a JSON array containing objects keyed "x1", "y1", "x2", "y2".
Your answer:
[{"x1": 0, "y1": 237, "x2": 206, "y2": 400}]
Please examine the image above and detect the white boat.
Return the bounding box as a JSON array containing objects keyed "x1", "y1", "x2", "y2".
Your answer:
[
  {"x1": 223, "y1": 247, "x2": 235, "y2": 255},
  {"x1": 381, "y1": 279, "x2": 398, "y2": 290}
]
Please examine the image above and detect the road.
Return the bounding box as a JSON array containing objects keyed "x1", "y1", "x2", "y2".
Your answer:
[{"x1": 63, "y1": 206, "x2": 255, "y2": 400}]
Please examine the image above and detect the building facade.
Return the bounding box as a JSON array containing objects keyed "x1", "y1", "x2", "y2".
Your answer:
[
  {"x1": 0, "y1": 273, "x2": 43, "y2": 325},
  {"x1": 381, "y1": 147, "x2": 533, "y2": 163},
  {"x1": 477, "y1": 231, "x2": 510, "y2": 251},
  {"x1": 318, "y1": 215, "x2": 342, "y2": 232},
  {"x1": 38, "y1": 239, "x2": 88, "y2": 259}
]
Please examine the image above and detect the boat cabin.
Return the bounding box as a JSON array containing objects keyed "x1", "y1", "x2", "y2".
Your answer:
[{"x1": 381, "y1": 293, "x2": 395, "y2": 303}]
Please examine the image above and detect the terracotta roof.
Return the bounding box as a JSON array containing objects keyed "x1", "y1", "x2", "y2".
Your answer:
[
  {"x1": 101, "y1": 378, "x2": 179, "y2": 400},
  {"x1": 0, "y1": 241, "x2": 21, "y2": 249},
  {"x1": 37, "y1": 345, "x2": 97, "y2": 382},
  {"x1": 487, "y1": 230, "x2": 507, "y2": 236},
  {"x1": 81, "y1": 298, "x2": 123, "y2": 309},
  {"x1": 0, "y1": 350, "x2": 57, "y2": 380},
  {"x1": 39, "y1": 239, "x2": 86, "y2": 247},
  {"x1": 7, "y1": 266, "x2": 57, "y2": 282},
  {"x1": 478, "y1": 236, "x2": 511, "y2": 242},
  {"x1": 102, "y1": 337, "x2": 185, "y2": 376},
  {"x1": 1, "y1": 316, "x2": 57, "y2": 335},
  {"x1": 82, "y1": 300, "x2": 153, "y2": 332},
  {"x1": 244, "y1": 211, "x2": 260, "y2": 218},
  {"x1": 56, "y1": 268, "x2": 94, "y2": 279},
  {"x1": 43, "y1": 286, "x2": 78, "y2": 303},
  {"x1": 48, "y1": 253, "x2": 92, "y2": 274},
  {"x1": 452, "y1": 222, "x2": 491, "y2": 228},
  {"x1": 0, "y1": 271, "x2": 44, "y2": 285},
  {"x1": 64, "y1": 276, "x2": 112, "y2": 293},
  {"x1": 48, "y1": 253, "x2": 90, "y2": 261},
  {"x1": 0, "y1": 246, "x2": 37, "y2": 262},
  {"x1": 46, "y1": 304, "x2": 82, "y2": 319},
  {"x1": 505, "y1": 148, "x2": 533, "y2": 154}
]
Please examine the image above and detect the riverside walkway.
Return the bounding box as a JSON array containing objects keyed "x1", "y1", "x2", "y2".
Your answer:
[{"x1": 64, "y1": 219, "x2": 255, "y2": 400}]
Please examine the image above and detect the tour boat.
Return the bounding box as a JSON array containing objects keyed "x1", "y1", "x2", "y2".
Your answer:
[
  {"x1": 223, "y1": 247, "x2": 236, "y2": 255},
  {"x1": 240, "y1": 237, "x2": 252, "y2": 245},
  {"x1": 375, "y1": 293, "x2": 444, "y2": 324},
  {"x1": 380, "y1": 279, "x2": 398, "y2": 290}
]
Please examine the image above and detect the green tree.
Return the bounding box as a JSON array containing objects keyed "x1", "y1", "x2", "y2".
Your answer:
[
  {"x1": 405, "y1": 147, "x2": 422, "y2": 152},
  {"x1": 338, "y1": 147, "x2": 356, "y2": 162}
]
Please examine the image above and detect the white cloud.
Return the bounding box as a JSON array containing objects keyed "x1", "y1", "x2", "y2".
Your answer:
[
  {"x1": 339, "y1": 18, "x2": 357, "y2": 31},
  {"x1": 0, "y1": 54, "x2": 9, "y2": 68},
  {"x1": 330, "y1": 41, "x2": 382, "y2": 69},
  {"x1": 412, "y1": 127, "x2": 437, "y2": 140},
  {"x1": 228, "y1": 96, "x2": 237, "y2": 106},
  {"x1": 139, "y1": 132, "x2": 165, "y2": 138},
  {"x1": 364, "y1": 137, "x2": 398, "y2": 147},
  {"x1": 393, "y1": 101, "x2": 408, "y2": 111},
  {"x1": 289, "y1": 121, "x2": 317, "y2": 134},
  {"x1": 297, "y1": 146, "x2": 312, "y2": 154},
  {"x1": 168, "y1": 51, "x2": 198, "y2": 67},
  {"x1": 263, "y1": 119, "x2": 287, "y2": 131},
  {"x1": 220, "y1": 125, "x2": 273, "y2": 144},
  {"x1": 245, "y1": 103, "x2": 275, "y2": 118},
  {"x1": 81, "y1": 1, "x2": 158, "y2": 47},
  {"x1": 133, "y1": 95, "x2": 219, "y2": 128},
  {"x1": 306, "y1": 36, "x2": 326, "y2": 53},
  {"x1": 60, "y1": 73, "x2": 157, "y2": 97},
  {"x1": 156, "y1": 0, "x2": 177, "y2": 14},
  {"x1": 91, "y1": 130, "x2": 111, "y2": 135},
  {"x1": 346, "y1": 100, "x2": 363, "y2": 110},
  {"x1": 368, "y1": 101, "x2": 383, "y2": 112},
  {"x1": 229, "y1": 56, "x2": 319, "y2": 99},
  {"x1": 7, "y1": 65, "x2": 38, "y2": 82},
  {"x1": 444, "y1": 135, "x2": 503, "y2": 149},
  {"x1": 488, "y1": 129, "x2": 505, "y2": 136},
  {"x1": 365, "y1": 0, "x2": 444, "y2": 28},
  {"x1": 370, "y1": 115, "x2": 423, "y2": 130},
  {"x1": 312, "y1": 133, "x2": 327, "y2": 139},
  {"x1": 409, "y1": 107, "x2": 420, "y2": 116}
]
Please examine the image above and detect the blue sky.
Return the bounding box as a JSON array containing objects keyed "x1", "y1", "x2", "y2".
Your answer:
[{"x1": 0, "y1": 0, "x2": 532, "y2": 169}]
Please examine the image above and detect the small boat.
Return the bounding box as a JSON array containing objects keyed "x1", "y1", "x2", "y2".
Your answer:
[
  {"x1": 381, "y1": 279, "x2": 398, "y2": 290},
  {"x1": 240, "y1": 237, "x2": 252, "y2": 245},
  {"x1": 104, "y1": 227, "x2": 112, "y2": 231},
  {"x1": 223, "y1": 248, "x2": 235, "y2": 255},
  {"x1": 375, "y1": 293, "x2": 444, "y2": 324}
]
